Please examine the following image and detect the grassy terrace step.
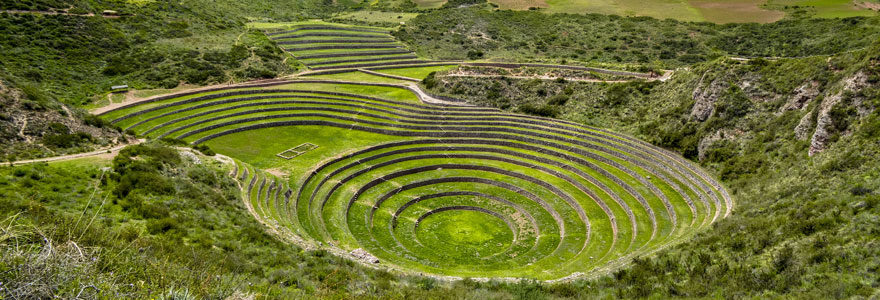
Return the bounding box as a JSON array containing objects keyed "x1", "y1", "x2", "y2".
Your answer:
[
  {"x1": 266, "y1": 26, "x2": 389, "y2": 36},
  {"x1": 293, "y1": 50, "x2": 413, "y2": 60},
  {"x1": 97, "y1": 80, "x2": 731, "y2": 280},
  {"x1": 365, "y1": 65, "x2": 460, "y2": 80},
  {"x1": 273, "y1": 32, "x2": 392, "y2": 39},
  {"x1": 301, "y1": 63, "x2": 462, "y2": 76},
  {"x1": 272, "y1": 35, "x2": 397, "y2": 42},
  {"x1": 263, "y1": 22, "x2": 433, "y2": 74},
  {"x1": 276, "y1": 39, "x2": 398, "y2": 45},
  {"x1": 309, "y1": 60, "x2": 439, "y2": 71},
  {"x1": 180, "y1": 117, "x2": 699, "y2": 225},
  {"x1": 303, "y1": 54, "x2": 421, "y2": 66},
  {"x1": 283, "y1": 44, "x2": 405, "y2": 52}
]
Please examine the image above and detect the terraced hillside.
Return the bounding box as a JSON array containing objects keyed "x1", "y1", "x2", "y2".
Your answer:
[
  {"x1": 96, "y1": 80, "x2": 732, "y2": 280},
  {"x1": 267, "y1": 23, "x2": 448, "y2": 72}
]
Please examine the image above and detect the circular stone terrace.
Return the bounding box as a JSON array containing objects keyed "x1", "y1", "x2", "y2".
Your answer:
[{"x1": 97, "y1": 78, "x2": 732, "y2": 280}]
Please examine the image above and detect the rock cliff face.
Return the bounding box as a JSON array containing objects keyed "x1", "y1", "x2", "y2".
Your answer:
[
  {"x1": 781, "y1": 81, "x2": 820, "y2": 112},
  {"x1": 808, "y1": 94, "x2": 843, "y2": 156},
  {"x1": 687, "y1": 63, "x2": 876, "y2": 158},
  {"x1": 690, "y1": 77, "x2": 726, "y2": 122},
  {"x1": 808, "y1": 72, "x2": 873, "y2": 156},
  {"x1": 794, "y1": 110, "x2": 814, "y2": 141}
]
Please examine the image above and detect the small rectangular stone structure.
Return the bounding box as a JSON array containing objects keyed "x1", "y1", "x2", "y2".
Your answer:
[
  {"x1": 276, "y1": 143, "x2": 319, "y2": 160},
  {"x1": 110, "y1": 85, "x2": 129, "y2": 93}
]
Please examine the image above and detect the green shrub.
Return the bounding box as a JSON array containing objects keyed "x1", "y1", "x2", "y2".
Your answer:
[
  {"x1": 114, "y1": 171, "x2": 175, "y2": 198},
  {"x1": 547, "y1": 94, "x2": 569, "y2": 106},
  {"x1": 422, "y1": 71, "x2": 438, "y2": 89},
  {"x1": 442, "y1": 0, "x2": 487, "y2": 9},
  {"x1": 147, "y1": 217, "x2": 178, "y2": 234},
  {"x1": 467, "y1": 50, "x2": 484, "y2": 60},
  {"x1": 859, "y1": 114, "x2": 880, "y2": 139},
  {"x1": 83, "y1": 114, "x2": 109, "y2": 128},
  {"x1": 42, "y1": 132, "x2": 92, "y2": 149},
  {"x1": 193, "y1": 144, "x2": 215, "y2": 156},
  {"x1": 518, "y1": 103, "x2": 559, "y2": 117}
]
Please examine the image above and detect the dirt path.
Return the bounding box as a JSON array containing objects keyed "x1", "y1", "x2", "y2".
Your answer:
[
  {"x1": 1, "y1": 9, "x2": 120, "y2": 18},
  {"x1": 90, "y1": 78, "x2": 288, "y2": 115},
  {"x1": 441, "y1": 69, "x2": 675, "y2": 83},
  {"x1": 441, "y1": 74, "x2": 633, "y2": 83},
  {"x1": 60, "y1": 104, "x2": 77, "y2": 123},
  {"x1": 6, "y1": 139, "x2": 144, "y2": 166},
  {"x1": 857, "y1": 1, "x2": 880, "y2": 10},
  {"x1": 401, "y1": 82, "x2": 474, "y2": 106},
  {"x1": 17, "y1": 118, "x2": 29, "y2": 143}
]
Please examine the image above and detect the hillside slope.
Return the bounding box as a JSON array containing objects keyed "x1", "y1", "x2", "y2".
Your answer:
[{"x1": 0, "y1": 75, "x2": 130, "y2": 162}]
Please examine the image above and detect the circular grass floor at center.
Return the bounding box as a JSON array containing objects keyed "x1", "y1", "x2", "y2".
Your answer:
[{"x1": 415, "y1": 207, "x2": 515, "y2": 260}]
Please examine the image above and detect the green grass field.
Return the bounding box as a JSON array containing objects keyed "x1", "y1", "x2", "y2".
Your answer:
[
  {"x1": 370, "y1": 65, "x2": 460, "y2": 80},
  {"x1": 332, "y1": 11, "x2": 421, "y2": 24},
  {"x1": 308, "y1": 71, "x2": 416, "y2": 84},
  {"x1": 95, "y1": 77, "x2": 732, "y2": 280},
  {"x1": 413, "y1": 0, "x2": 448, "y2": 8},
  {"x1": 768, "y1": 0, "x2": 879, "y2": 18}
]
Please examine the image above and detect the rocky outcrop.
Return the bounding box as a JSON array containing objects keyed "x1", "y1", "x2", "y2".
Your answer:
[
  {"x1": 794, "y1": 110, "x2": 814, "y2": 141},
  {"x1": 808, "y1": 96, "x2": 840, "y2": 156},
  {"x1": 0, "y1": 79, "x2": 128, "y2": 161},
  {"x1": 690, "y1": 78, "x2": 727, "y2": 122},
  {"x1": 846, "y1": 72, "x2": 875, "y2": 118},
  {"x1": 350, "y1": 248, "x2": 380, "y2": 264},
  {"x1": 808, "y1": 72, "x2": 873, "y2": 156},
  {"x1": 781, "y1": 81, "x2": 820, "y2": 112},
  {"x1": 697, "y1": 129, "x2": 741, "y2": 161}
]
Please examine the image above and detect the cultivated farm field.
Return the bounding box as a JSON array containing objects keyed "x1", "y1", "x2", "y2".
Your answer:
[{"x1": 428, "y1": 0, "x2": 878, "y2": 22}]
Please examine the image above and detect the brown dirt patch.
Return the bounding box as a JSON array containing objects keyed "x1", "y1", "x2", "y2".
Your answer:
[
  {"x1": 690, "y1": 0, "x2": 785, "y2": 23},
  {"x1": 265, "y1": 168, "x2": 290, "y2": 178},
  {"x1": 857, "y1": 1, "x2": 880, "y2": 10},
  {"x1": 489, "y1": 0, "x2": 548, "y2": 10}
]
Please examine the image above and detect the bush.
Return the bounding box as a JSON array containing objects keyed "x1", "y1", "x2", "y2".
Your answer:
[
  {"x1": 442, "y1": 0, "x2": 487, "y2": 9},
  {"x1": 83, "y1": 114, "x2": 110, "y2": 128},
  {"x1": 193, "y1": 144, "x2": 215, "y2": 156},
  {"x1": 114, "y1": 171, "x2": 175, "y2": 198},
  {"x1": 43, "y1": 132, "x2": 92, "y2": 149},
  {"x1": 467, "y1": 50, "x2": 484, "y2": 60},
  {"x1": 546, "y1": 94, "x2": 569, "y2": 106},
  {"x1": 422, "y1": 71, "x2": 438, "y2": 89},
  {"x1": 850, "y1": 186, "x2": 873, "y2": 196},
  {"x1": 518, "y1": 103, "x2": 559, "y2": 117},
  {"x1": 858, "y1": 114, "x2": 880, "y2": 139},
  {"x1": 147, "y1": 217, "x2": 178, "y2": 234}
]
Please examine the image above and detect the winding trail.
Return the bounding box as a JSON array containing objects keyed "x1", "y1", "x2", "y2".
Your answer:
[
  {"x1": 441, "y1": 74, "x2": 632, "y2": 83},
  {"x1": 440, "y1": 68, "x2": 675, "y2": 83},
  {"x1": 90, "y1": 78, "x2": 290, "y2": 115},
  {"x1": 5, "y1": 139, "x2": 144, "y2": 166},
  {"x1": 0, "y1": 10, "x2": 122, "y2": 18}
]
